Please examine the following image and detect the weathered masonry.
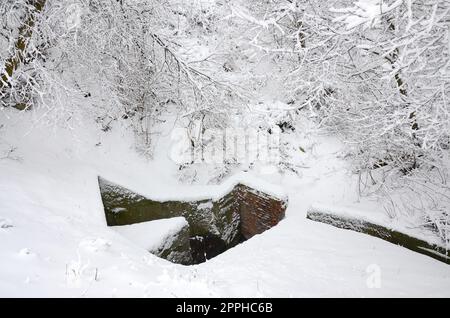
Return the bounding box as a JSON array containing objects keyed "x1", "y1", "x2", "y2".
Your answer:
[
  {"x1": 307, "y1": 208, "x2": 450, "y2": 265},
  {"x1": 99, "y1": 177, "x2": 287, "y2": 265}
]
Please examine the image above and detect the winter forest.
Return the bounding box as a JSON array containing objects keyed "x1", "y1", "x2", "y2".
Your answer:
[{"x1": 0, "y1": 0, "x2": 450, "y2": 297}]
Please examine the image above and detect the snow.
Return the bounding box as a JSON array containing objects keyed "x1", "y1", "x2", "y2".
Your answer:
[
  {"x1": 308, "y1": 203, "x2": 448, "y2": 248},
  {"x1": 106, "y1": 170, "x2": 287, "y2": 203},
  {"x1": 331, "y1": 0, "x2": 404, "y2": 30},
  {"x1": 112, "y1": 218, "x2": 188, "y2": 252},
  {"x1": 0, "y1": 107, "x2": 449, "y2": 297}
]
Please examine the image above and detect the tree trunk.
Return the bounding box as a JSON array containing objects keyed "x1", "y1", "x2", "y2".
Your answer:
[
  {"x1": 0, "y1": 0, "x2": 47, "y2": 109},
  {"x1": 387, "y1": 19, "x2": 418, "y2": 131}
]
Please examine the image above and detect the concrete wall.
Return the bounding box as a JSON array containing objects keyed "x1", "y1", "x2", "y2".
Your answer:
[{"x1": 99, "y1": 177, "x2": 287, "y2": 264}]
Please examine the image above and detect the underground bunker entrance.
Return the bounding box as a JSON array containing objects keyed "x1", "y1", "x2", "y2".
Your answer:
[
  {"x1": 99, "y1": 177, "x2": 287, "y2": 265},
  {"x1": 189, "y1": 231, "x2": 248, "y2": 265}
]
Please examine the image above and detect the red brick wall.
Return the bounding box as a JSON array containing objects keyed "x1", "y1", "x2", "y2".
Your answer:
[{"x1": 236, "y1": 184, "x2": 286, "y2": 239}]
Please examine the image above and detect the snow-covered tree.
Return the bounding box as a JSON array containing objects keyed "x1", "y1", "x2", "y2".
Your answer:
[
  {"x1": 227, "y1": 0, "x2": 450, "y2": 243},
  {"x1": 1, "y1": 0, "x2": 239, "y2": 156},
  {"x1": 330, "y1": 0, "x2": 450, "y2": 244},
  {"x1": 0, "y1": 0, "x2": 49, "y2": 110}
]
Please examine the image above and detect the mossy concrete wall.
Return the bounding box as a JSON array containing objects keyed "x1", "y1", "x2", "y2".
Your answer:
[
  {"x1": 307, "y1": 209, "x2": 450, "y2": 265},
  {"x1": 150, "y1": 223, "x2": 193, "y2": 265},
  {"x1": 99, "y1": 177, "x2": 287, "y2": 264}
]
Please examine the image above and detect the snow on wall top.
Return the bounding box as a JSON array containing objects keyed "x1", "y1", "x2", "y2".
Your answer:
[
  {"x1": 99, "y1": 171, "x2": 287, "y2": 203},
  {"x1": 111, "y1": 217, "x2": 188, "y2": 252},
  {"x1": 308, "y1": 203, "x2": 448, "y2": 249}
]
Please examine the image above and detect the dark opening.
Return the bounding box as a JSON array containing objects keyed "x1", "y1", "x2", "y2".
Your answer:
[{"x1": 189, "y1": 234, "x2": 230, "y2": 264}]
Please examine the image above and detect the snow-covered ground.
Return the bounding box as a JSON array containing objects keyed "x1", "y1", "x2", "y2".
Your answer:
[
  {"x1": 113, "y1": 218, "x2": 189, "y2": 253},
  {"x1": 0, "y1": 108, "x2": 449, "y2": 297}
]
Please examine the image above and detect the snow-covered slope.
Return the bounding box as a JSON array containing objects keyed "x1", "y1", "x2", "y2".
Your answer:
[
  {"x1": 112, "y1": 218, "x2": 189, "y2": 252},
  {"x1": 0, "y1": 109, "x2": 449, "y2": 297}
]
